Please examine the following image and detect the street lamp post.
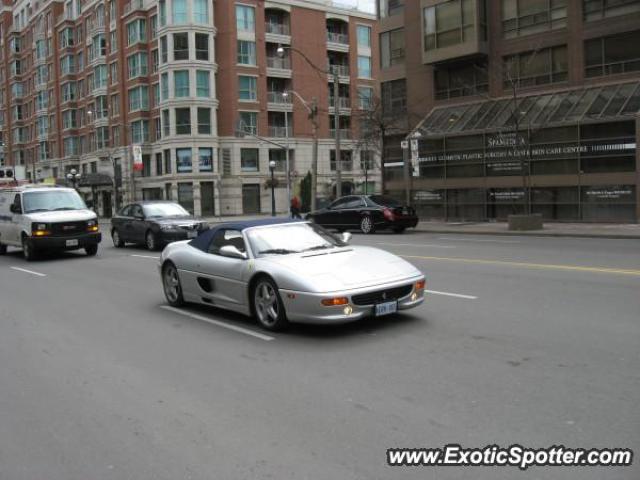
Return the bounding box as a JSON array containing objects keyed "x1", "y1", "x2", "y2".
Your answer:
[
  {"x1": 66, "y1": 168, "x2": 81, "y2": 190},
  {"x1": 269, "y1": 160, "x2": 276, "y2": 216},
  {"x1": 403, "y1": 130, "x2": 422, "y2": 206},
  {"x1": 277, "y1": 44, "x2": 342, "y2": 206}
]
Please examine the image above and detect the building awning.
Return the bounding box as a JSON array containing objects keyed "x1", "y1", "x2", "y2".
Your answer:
[
  {"x1": 413, "y1": 81, "x2": 640, "y2": 138},
  {"x1": 78, "y1": 173, "x2": 113, "y2": 187}
]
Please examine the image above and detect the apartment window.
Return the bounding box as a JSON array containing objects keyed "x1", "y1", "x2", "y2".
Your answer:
[
  {"x1": 193, "y1": 0, "x2": 208, "y2": 24},
  {"x1": 423, "y1": 0, "x2": 475, "y2": 51},
  {"x1": 177, "y1": 147, "x2": 192, "y2": 172},
  {"x1": 64, "y1": 136, "x2": 78, "y2": 156},
  {"x1": 585, "y1": 31, "x2": 640, "y2": 78},
  {"x1": 357, "y1": 25, "x2": 371, "y2": 47},
  {"x1": 381, "y1": 79, "x2": 406, "y2": 115},
  {"x1": 91, "y1": 33, "x2": 107, "y2": 59},
  {"x1": 60, "y1": 27, "x2": 74, "y2": 47},
  {"x1": 239, "y1": 111, "x2": 257, "y2": 135},
  {"x1": 174, "y1": 70, "x2": 190, "y2": 97},
  {"x1": 96, "y1": 126, "x2": 109, "y2": 150},
  {"x1": 236, "y1": 5, "x2": 255, "y2": 31},
  {"x1": 502, "y1": 0, "x2": 567, "y2": 39},
  {"x1": 196, "y1": 70, "x2": 210, "y2": 97},
  {"x1": 111, "y1": 94, "x2": 120, "y2": 115},
  {"x1": 199, "y1": 148, "x2": 213, "y2": 171},
  {"x1": 95, "y1": 95, "x2": 109, "y2": 118},
  {"x1": 36, "y1": 91, "x2": 49, "y2": 111},
  {"x1": 197, "y1": 108, "x2": 211, "y2": 134},
  {"x1": 173, "y1": 33, "x2": 189, "y2": 60},
  {"x1": 195, "y1": 33, "x2": 209, "y2": 60},
  {"x1": 360, "y1": 150, "x2": 375, "y2": 171},
  {"x1": 357, "y1": 86, "x2": 373, "y2": 109},
  {"x1": 112, "y1": 126, "x2": 120, "y2": 146},
  {"x1": 175, "y1": 108, "x2": 191, "y2": 134},
  {"x1": 379, "y1": 0, "x2": 404, "y2": 17},
  {"x1": 62, "y1": 82, "x2": 77, "y2": 102},
  {"x1": 130, "y1": 120, "x2": 149, "y2": 143},
  {"x1": 35, "y1": 39, "x2": 47, "y2": 59},
  {"x1": 62, "y1": 110, "x2": 77, "y2": 129},
  {"x1": 584, "y1": 0, "x2": 640, "y2": 20},
  {"x1": 110, "y1": 62, "x2": 118, "y2": 84},
  {"x1": 127, "y1": 52, "x2": 148, "y2": 78},
  {"x1": 164, "y1": 149, "x2": 172, "y2": 173},
  {"x1": 434, "y1": 61, "x2": 488, "y2": 99},
  {"x1": 94, "y1": 65, "x2": 108, "y2": 89},
  {"x1": 241, "y1": 148, "x2": 259, "y2": 171},
  {"x1": 60, "y1": 55, "x2": 75, "y2": 75},
  {"x1": 128, "y1": 85, "x2": 149, "y2": 111},
  {"x1": 162, "y1": 109, "x2": 170, "y2": 136},
  {"x1": 153, "y1": 83, "x2": 160, "y2": 106},
  {"x1": 358, "y1": 56, "x2": 372, "y2": 78},
  {"x1": 237, "y1": 40, "x2": 256, "y2": 65},
  {"x1": 239, "y1": 76, "x2": 257, "y2": 101},
  {"x1": 172, "y1": 0, "x2": 187, "y2": 24},
  {"x1": 127, "y1": 19, "x2": 146, "y2": 45},
  {"x1": 150, "y1": 15, "x2": 158, "y2": 38},
  {"x1": 381, "y1": 29, "x2": 405, "y2": 67},
  {"x1": 330, "y1": 150, "x2": 353, "y2": 171},
  {"x1": 161, "y1": 72, "x2": 169, "y2": 100},
  {"x1": 159, "y1": 0, "x2": 166, "y2": 25},
  {"x1": 155, "y1": 153, "x2": 163, "y2": 176},
  {"x1": 110, "y1": 30, "x2": 117, "y2": 52},
  {"x1": 160, "y1": 36, "x2": 168, "y2": 63},
  {"x1": 504, "y1": 45, "x2": 568, "y2": 87},
  {"x1": 152, "y1": 49, "x2": 159, "y2": 73},
  {"x1": 154, "y1": 117, "x2": 161, "y2": 140}
]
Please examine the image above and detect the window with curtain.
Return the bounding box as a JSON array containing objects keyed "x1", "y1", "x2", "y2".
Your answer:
[
  {"x1": 161, "y1": 72, "x2": 169, "y2": 100},
  {"x1": 173, "y1": 33, "x2": 189, "y2": 60},
  {"x1": 357, "y1": 25, "x2": 371, "y2": 47},
  {"x1": 172, "y1": 0, "x2": 187, "y2": 24},
  {"x1": 175, "y1": 108, "x2": 191, "y2": 134},
  {"x1": 239, "y1": 111, "x2": 257, "y2": 135},
  {"x1": 236, "y1": 5, "x2": 255, "y2": 31},
  {"x1": 162, "y1": 109, "x2": 170, "y2": 137},
  {"x1": 196, "y1": 70, "x2": 210, "y2": 97},
  {"x1": 423, "y1": 0, "x2": 474, "y2": 51},
  {"x1": 239, "y1": 76, "x2": 257, "y2": 101},
  {"x1": 174, "y1": 70, "x2": 190, "y2": 97},
  {"x1": 199, "y1": 148, "x2": 213, "y2": 171},
  {"x1": 176, "y1": 148, "x2": 192, "y2": 172},
  {"x1": 197, "y1": 108, "x2": 211, "y2": 134},
  {"x1": 381, "y1": 28, "x2": 405, "y2": 67},
  {"x1": 193, "y1": 0, "x2": 208, "y2": 23},
  {"x1": 195, "y1": 33, "x2": 209, "y2": 60},
  {"x1": 237, "y1": 40, "x2": 256, "y2": 65},
  {"x1": 128, "y1": 86, "x2": 149, "y2": 111},
  {"x1": 358, "y1": 56, "x2": 372, "y2": 78},
  {"x1": 241, "y1": 148, "x2": 259, "y2": 171}
]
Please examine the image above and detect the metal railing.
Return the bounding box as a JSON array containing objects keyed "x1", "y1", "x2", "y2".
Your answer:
[
  {"x1": 267, "y1": 92, "x2": 292, "y2": 104},
  {"x1": 329, "y1": 97, "x2": 351, "y2": 108},
  {"x1": 266, "y1": 57, "x2": 291, "y2": 69},
  {"x1": 328, "y1": 64, "x2": 350, "y2": 76},
  {"x1": 327, "y1": 31, "x2": 349, "y2": 44},
  {"x1": 330, "y1": 128, "x2": 351, "y2": 139},
  {"x1": 268, "y1": 126, "x2": 293, "y2": 137},
  {"x1": 266, "y1": 22, "x2": 290, "y2": 35}
]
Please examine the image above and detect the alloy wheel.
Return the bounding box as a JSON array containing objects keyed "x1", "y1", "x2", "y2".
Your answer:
[
  {"x1": 254, "y1": 281, "x2": 279, "y2": 327},
  {"x1": 360, "y1": 216, "x2": 373, "y2": 234},
  {"x1": 163, "y1": 263, "x2": 183, "y2": 305}
]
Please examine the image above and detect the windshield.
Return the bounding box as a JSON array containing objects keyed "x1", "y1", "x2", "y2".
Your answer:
[
  {"x1": 246, "y1": 223, "x2": 345, "y2": 257},
  {"x1": 369, "y1": 195, "x2": 402, "y2": 207},
  {"x1": 143, "y1": 203, "x2": 190, "y2": 217},
  {"x1": 23, "y1": 190, "x2": 87, "y2": 213}
]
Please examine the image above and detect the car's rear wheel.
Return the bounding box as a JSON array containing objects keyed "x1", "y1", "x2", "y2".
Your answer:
[
  {"x1": 146, "y1": 230, "x2": 158, "y2": 251},
  {"x1": 252, "y1": 277, "x2": 288, "y2": 331},
  {"x1": 392, "y1": 227, "x2": 406, "y2": 234},
  {"x1": 85, "y1": 244, "x2": 98, "y2": 256},
  {"x1": 112, "y1": 229, "x2": 124, "y2": 248},
  {"x1": 360, "y1": 215, "x2": 375, "y2": 234},
  {"x1": 22, "y1": 236, "x2": 36, "y2": 261},
  {"x1": 163, "y1": 262, "x2": 184, "y2": 307}
]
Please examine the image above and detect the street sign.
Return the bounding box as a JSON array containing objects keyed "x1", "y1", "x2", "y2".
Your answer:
[
  {"x1": 132, "y1": 145, "x2": 143, "y2": 172},
  {"x1": 401, "y1": 140, "x2": 409, "y2": 149}
]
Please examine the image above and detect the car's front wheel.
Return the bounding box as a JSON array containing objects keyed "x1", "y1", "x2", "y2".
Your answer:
[
  {"x1": 146, "y1": 230, "x2": 159, "y2": 251},
  {"x1": 162, "y1": 262, "x2": 185, "y2": 307},
  {"x1": 252, "y1": 277, "x2": 288, "y2": 331},
  {"x1": 360, "y1": 215, "x2": 375, "y2": 234}
]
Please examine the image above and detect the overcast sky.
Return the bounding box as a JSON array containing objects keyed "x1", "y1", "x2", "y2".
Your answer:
[{"x1": 333, "y1": 0, "x2": 376, "y2": 14}]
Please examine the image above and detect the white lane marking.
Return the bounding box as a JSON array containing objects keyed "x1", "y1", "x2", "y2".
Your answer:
[
  {"x1": 376, "y1": 242, "x2": 456, "y2": 249},
  {"x1": 160, "y1": 305, "x2": 275, "y2": 341},
  {"x1": 131, "y1": 254, "x2": 161, "y2": 259},
  {"x1": 426, "y1": 289, "x2": 477, "y2": 300},
  {"x1": 10, "y1": 266, "x2": 47, "y2": 277},
  {"x1": 438, "y1": 236, "x2": 521, "y2": 244}
]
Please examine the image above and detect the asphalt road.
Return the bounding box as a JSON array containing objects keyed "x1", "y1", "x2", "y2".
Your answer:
[{"x1": 0, "y1": 228, "x2": 638, "y2": 480}]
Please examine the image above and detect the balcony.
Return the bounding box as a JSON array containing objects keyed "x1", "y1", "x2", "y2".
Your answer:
[
  {"x1": 268, "y1": 126, "x2": 293, "y2": 137},
  {"x1": 124, "y1": 0, "x2": 145, "y2": 15},
  {"x1": 328, "y1": 64, "x2": 350, "y2": 83},
  {"x1": 329, "y1": 97, "x2": 351, "y2": 109},
  {"x1": 327, "y1": 18, "x2": 349, "y2": 52},
  {"x1": 266, "y1": 22, "x2": 290, "y2": 36},
  {"x1": 267, "y1": 92, "x2": 293, "y2": 112},
  {"x1": 265, "y1": 9, "x2": 291, "y2": 44},
  {"x1": 266, "y1": 57, "x2": 292, "y2": 78},
  {"x1": 330, "y1": 128, "x2": 352, "y2": 140}
]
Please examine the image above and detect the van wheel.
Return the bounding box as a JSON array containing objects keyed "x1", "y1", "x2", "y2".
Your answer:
[
  {"x1": 85, "y1": 244, "x2": 98, "y2": 256},
  {"x1": 0, "y1": 243, "x2": 7, "y2": 255},
  {"x1": 22, "y1": 236, "x2": 37, "y2": 261}
]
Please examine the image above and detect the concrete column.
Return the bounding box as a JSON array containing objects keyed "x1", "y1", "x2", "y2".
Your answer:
[{"x1": 192, "y1": 182, "x2": 201, "y2": 216}]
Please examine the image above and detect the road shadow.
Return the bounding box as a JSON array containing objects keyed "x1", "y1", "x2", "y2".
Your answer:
[{"x1": 1, "y1": 247, "x2": 93, "y2": 263}]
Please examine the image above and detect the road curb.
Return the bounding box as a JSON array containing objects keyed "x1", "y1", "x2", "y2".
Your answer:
[{"x1": 411, "y1": 228, "x2": 640, "y2": 240}]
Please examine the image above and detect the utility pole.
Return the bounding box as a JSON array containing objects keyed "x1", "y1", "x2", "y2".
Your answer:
[
  {"x1": 310, "y1": 97, "x2": 319, "y2": 212},
  {"x1": 333, "y1": 70, "x2": 341, "y2": 199}
]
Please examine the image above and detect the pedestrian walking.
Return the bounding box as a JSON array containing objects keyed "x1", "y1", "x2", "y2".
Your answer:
[{"x1": 290, "y1": 196, "x2": 302, "y2": 219}]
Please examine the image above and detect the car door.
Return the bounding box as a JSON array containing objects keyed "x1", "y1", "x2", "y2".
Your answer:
[
  {"x1": 8, "y1": 193, "x2": 24, "y2": 244},
  {"x1": 343, "y1": 196, "x2": 367, "y2": 228},
  {"x1": 129, "y1": 204, "x2": 147, "y2": 243},
  {"x1": 114, "y1": 205, "x2": 133, "y2": 241},
  {"x1": 324, "y1": 197, "x2": 350, "y2": 228},
  {"x1": 187, "y1": 229, "x2": 249, "y2": 308}
]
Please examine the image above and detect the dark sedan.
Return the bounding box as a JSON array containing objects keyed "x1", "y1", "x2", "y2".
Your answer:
[
  {"x1": 307, "y1": 195, "x2": 419, "y2": 234},
  {"x1": 111, "y1": 201, "x2": 209, "y2": 250}
]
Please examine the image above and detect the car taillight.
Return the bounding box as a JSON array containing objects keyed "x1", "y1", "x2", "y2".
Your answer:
[{"x1": 383, "y1": 208, "x2": 395, "y2": 221}]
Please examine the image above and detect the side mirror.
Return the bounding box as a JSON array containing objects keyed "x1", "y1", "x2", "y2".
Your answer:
[
  {"x1": 220, "y1": 245, "x2": 248, "y2": 259},
  {"x1": 339, "y1": 232, "x2": 352, "y2": 244},
  {"x1": 10, "y1": 204, "x2": 21, "y2": 214}
]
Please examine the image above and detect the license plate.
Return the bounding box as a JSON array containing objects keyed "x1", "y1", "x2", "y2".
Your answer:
[
  {"x1": 187, "y1": 230, "x2": 198, "y2": 238},
  {"x1": 375, "y1": 300, "x2": 397, "y2": 317},
  {"x1": 66, "y1": 239, "x2": 79, "y2": 247}
]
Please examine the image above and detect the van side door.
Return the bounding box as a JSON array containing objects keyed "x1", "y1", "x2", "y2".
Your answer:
[{"x1": 8, "y1": 194, "x2": 23, "y2": 245}]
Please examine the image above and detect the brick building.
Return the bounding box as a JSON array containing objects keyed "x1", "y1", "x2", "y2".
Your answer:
[
  {"x1": 0, "y1": 0, "x2": 378, "y2": 216},
  {"x1": 378, "y1": 0, "x2": 640, "y2": 222}
]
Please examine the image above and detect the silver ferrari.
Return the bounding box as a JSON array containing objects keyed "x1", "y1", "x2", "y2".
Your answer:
[{"x1": 159, "y1": 219, "x2": 426, "y2": 331}]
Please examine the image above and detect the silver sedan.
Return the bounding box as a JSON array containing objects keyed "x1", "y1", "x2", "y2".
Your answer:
[{"x1": 159, "y1": 219, "x2": 426, "y2": 331}]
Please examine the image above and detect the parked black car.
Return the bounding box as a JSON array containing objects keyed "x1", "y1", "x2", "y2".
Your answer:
[
  {"x1": 307, "y1": 195, "x2": 419, "y2": 234},
  {"x1": 110, "y1": 201, "x2": 209, "y2": 250}
]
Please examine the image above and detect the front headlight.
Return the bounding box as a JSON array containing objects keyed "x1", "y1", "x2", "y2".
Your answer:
[
  {"x1": 32, "y1": 223, "x2": 51, "y2": 236},
  {"x1": 86, "y1": 219, "x2": 99, "y2": 232},
  {"x1": 160, "y1": 224, "x2": 177, "y2": 231}
]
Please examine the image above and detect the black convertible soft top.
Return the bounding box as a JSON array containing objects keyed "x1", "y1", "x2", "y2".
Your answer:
[{"x1": 189, "y1": 217, "x2": 306, "y2": 252}]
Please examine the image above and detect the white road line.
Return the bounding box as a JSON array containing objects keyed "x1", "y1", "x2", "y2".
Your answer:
[
  {"x1": 426, "y1": 289, "x2": 477, "y2": 300},
  {"x1": 438, "y1": 236, "x2": 521, "y2": 244},
  {"x1": 131, "y1": 254, "x2": 160, "y2": 259},
  {"x1": 376, "y1": 242, "x2": 456, "y2": 249},
  {"x1": 160, "y1": 305, "x2": 275, "y2": 341},
  {"x1": 10, "y1": 266, "x2": 47, "y2": 277}
]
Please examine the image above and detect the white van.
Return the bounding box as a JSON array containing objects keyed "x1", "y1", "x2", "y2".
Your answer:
[{"x1": 0, "y1": 185, "x2": 101, "y2": 260}]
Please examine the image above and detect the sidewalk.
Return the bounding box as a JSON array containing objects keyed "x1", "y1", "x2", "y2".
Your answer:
[{"x1": 98, "y1": 215, "x2": 640, "y2": 239}]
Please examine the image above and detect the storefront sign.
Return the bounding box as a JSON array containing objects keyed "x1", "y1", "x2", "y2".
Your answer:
[
  {"x1": 584, "y1": 188, "x2": 633, "y2": 200},
  {"x1": 487, "y1": 132, "x2": 526, "y2": 148},
  {"x1": 414, "y1": 190, "x2": 442, "y2": 201}
]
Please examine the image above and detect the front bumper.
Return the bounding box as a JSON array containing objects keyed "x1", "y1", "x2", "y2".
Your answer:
[
  {"x1": 158, "y1": 229, "x2": 206, "y2": 245},
  {"x1": 280, "y1": 276, "x2": 425, "y2": 324},
  {"x1": 30, "y1": 232, "x2": 102, "y2": 250}
]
